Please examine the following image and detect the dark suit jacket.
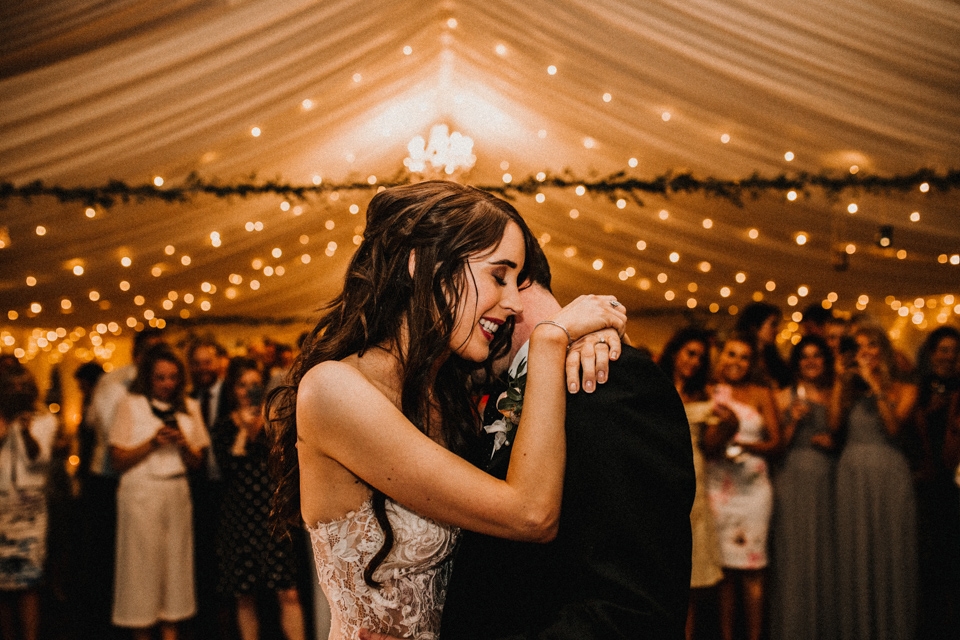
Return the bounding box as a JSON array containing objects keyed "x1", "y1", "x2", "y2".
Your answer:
[{"x1": 441, "y1": 345, "x2": 695, "y2": 639}]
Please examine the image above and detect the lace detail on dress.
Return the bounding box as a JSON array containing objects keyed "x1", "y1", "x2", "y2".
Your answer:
[{"x1": 306, "y1": 498, "x2": 460, "y2": 640}]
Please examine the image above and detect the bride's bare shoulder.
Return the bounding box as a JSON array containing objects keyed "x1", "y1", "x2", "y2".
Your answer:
[
  {"x1": 298, "y1": 352, "x2": 399, "y2": 413},
  {"x1": 298, "y1": 359, "x2": 368, "y2": 403}
]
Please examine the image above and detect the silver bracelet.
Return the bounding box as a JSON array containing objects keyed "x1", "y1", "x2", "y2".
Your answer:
[{"x1": 534, "y1": 320, "x2": 573, "y2": 350}]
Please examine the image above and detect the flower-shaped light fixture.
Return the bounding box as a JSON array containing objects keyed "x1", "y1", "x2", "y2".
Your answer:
[{"x1": 404, "y1": 124, "x2": 476, "y2": 178}]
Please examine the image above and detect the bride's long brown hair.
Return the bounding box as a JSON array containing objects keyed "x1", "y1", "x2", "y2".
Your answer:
[{"x1": 268, "y1": 181, "x2": 537, "y2": 585}]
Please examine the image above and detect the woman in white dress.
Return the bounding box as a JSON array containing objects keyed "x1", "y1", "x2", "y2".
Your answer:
[
  {"x1": 109, "y1": 345, "x2": 210, "y2": 640},
  {"x1": 268, "y1": 181, "x2": 625, "y2": 640}
]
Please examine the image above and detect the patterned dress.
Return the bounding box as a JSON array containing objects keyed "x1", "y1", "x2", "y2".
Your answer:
[
  {"x1": 306, "y1": 498, "x2": 460, "y2": 640},
  {"x1": 213, "y1": 416, "x2": 298, "y2": 595},
  {"x1": 706, "y1": 391, "x2": 773, "y2": 569},
  {"x1": 0, "y1": 413, "x2": 57, "y2": 590}
]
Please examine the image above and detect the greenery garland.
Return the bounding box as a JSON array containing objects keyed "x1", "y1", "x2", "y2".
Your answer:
[{"x1": 1, "y1": 168, "x2": 957, "y2": 209}]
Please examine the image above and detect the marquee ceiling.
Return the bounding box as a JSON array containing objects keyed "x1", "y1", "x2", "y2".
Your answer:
[{"x1": 2, "y1": 0, "x2": 959, "y2": 359}]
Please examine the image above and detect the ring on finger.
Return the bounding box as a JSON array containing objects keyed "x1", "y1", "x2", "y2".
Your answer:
[
  {"x1": 610, "y1": 300, "x2": 621, "y2": 308},
  {"x1": 598, "y1": 335, "x2": 606, "y2": 344}
]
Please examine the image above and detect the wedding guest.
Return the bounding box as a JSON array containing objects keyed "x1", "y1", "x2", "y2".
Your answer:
[
  {"x1": 823, "y1": 315, "x2": 849, "y2": 359},
  {"x1": 0, "y1": 363, "x2": 58, "y2": 640},
  {"x1": 657, "y1": 326, "x2": 737, "y2": 640},
  {"x1": 80, "y1": 328, "x2": 164, "y2": 640},
  {"x1": 74, "y1": 362, "x2": 104, "y2": 481},
  {"x1": 735, "y1": 302, "x2": 791, "y2": 389},
  {"x1": 849, "y1": 313, "x2": 914, "y2": 376},
  {"x1": 214, "y1": 357, "x2": 304, "y2": 640},
  {"x1": 909, "y1": 326, "x2": 960, "y2": 639},
  {"x1": 831, "y1": 325, "x2": 918, "y2": 640},
  {"x1": 187, "y1": 336, "x2": 231, "y2": 640},
  {"x1": 268, "y1": 181, "x2": 625, "y2": 639},
  {"x1": 798, "y1": 303, "x2": 834, "y2": 339},
  {"x1": 110, "y1": 345, "x2": 210, "y2": 640},
  {"x1": 706, "y1": 332, "x2": 781, "y2": 640},
  {"x1": 265, "y1": 343, "x2": 294, "y2": 392},
  {"x1": 769, "y1": 335, "x2": 837, "y2": 640}
]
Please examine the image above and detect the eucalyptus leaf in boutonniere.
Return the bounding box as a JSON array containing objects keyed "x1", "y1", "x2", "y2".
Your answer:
[{"x1": 482, "y1": 357, "x2": 527, "y2": 459}]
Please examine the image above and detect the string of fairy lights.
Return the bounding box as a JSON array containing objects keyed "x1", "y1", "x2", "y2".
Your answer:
[
  {"x1": 3, "y1": 170, "x2": 958, "y2": 369},
  {"x1": 3, "y1": 16, "x2": 960, "y2": 370}
]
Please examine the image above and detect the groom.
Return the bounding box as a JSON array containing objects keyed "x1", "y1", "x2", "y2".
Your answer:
[
  {"x1": 436, "y1": 244, "x2": 695, "y2": 639},
  {"x1": 362, "y1": 244, "x2": 694, "y2": 639}
]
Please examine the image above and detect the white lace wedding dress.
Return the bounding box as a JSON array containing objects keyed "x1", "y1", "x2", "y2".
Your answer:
[{"x1": 306, "y1": 497, "x2": 460, "y2": 640}]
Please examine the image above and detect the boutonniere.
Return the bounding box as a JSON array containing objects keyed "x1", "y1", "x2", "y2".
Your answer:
[{"x1": 483, "y1": 358, "x2": 527, "y2": 459}]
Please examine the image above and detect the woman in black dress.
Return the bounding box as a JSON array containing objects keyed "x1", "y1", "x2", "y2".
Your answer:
[
  {"x1": 909, "y1": 326, "x2": 960, "y2": 639},
  {"x1": 214, "y1": 357, "x2": 303, "y2": 640}
]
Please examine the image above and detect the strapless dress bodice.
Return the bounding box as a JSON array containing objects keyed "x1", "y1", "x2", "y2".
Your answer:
[{"x1": 306, "y1": 498, "x2": 460, "y2": 640}]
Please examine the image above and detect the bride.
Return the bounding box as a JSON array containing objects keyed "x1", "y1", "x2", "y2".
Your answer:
[{"x1": 268, "y1": 181, "x2": 625, "y2": 639}]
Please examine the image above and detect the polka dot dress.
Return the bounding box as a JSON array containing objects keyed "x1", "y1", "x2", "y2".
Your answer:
[{"x1": 214, "y1": 418, "x2": 297, "y2": 595}]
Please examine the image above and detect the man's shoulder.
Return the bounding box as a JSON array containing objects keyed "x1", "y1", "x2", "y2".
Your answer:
[{"x1": 571, "y1": 344, "x2": 675, "y2": 405}]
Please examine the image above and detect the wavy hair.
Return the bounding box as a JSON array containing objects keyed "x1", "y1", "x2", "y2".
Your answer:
[
  {"x1": 129, "y1": 344, "x2": 188, "y2": 413},
  {"x1": 268, "y1": 181, "x2": 538, "y2": 586},
  {"x1": 789, "y1": 334, "x2": 835, "y2": 389},
  {"x1": 657, "y1": 326, "x2": 713, "y2": 398},
  {"x1": 220, "y1": 357, "x2": 264, "y2": 417},
  {"x1": 914, "y1": 326, "x2": 960, "y2": 385},
  {"x1": 852, "y1": 324, "x2": 900, "y2": 381}
]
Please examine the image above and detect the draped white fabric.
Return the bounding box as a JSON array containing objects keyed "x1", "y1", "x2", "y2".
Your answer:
[{"x1": 1, "y1": 0, "x2": 959, "y2": 334}]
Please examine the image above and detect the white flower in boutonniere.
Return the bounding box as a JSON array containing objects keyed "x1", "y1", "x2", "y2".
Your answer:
[{"x1": 483, "y1": 358, "x2": 527, "y2": 459}]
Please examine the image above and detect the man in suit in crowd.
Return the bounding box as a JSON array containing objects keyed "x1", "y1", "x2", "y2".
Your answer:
[
  {"x1": 187, "y1": 337, "x2": 232, "y2": 639},
  {"x1": 437, "y1": 243, "x2": 694, "y2": 639}
]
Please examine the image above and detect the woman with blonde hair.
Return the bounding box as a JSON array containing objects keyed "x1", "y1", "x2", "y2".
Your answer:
[
  {"x1": 832, "y1": 324, "x2": 918, "y2": 639},
  {"x1": 706, "y1": 332, "x2": 781, "y2": 640}
]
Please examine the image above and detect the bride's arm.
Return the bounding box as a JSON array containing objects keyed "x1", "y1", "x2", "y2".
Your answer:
[{"x1": 297, "y1": 295, "x2": 624, "y2": 543}]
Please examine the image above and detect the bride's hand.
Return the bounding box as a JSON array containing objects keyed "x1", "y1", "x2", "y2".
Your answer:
[
  {"x1": 566, "y1": 328, "x2": 621, "y2": 393},
  {"x1": 548, "y1": 294, "x2": 627, "y2": 344}
]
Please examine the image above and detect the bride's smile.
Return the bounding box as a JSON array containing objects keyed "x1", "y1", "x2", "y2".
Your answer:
[{"x1": 449, "y1": 221, "x2": 525, "y2": 363}]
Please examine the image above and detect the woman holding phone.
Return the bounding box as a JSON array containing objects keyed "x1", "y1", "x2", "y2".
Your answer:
[
  {"x1": 110, "y1": 345, "x2": 209, "y2": 640},
  {"x1": 214, "y1": 357, "x2": 304, "y2": 640}
]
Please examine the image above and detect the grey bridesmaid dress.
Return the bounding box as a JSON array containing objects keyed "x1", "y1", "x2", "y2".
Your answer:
[
  {"x1": 769, "y1": 396, "x2": 837, "y2": 640},
  {"x1": 835, "y1": 395, "x2": 917, "y2": 640}
]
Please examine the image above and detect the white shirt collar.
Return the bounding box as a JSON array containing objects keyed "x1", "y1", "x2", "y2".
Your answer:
[{"x1": 509, "y1": 341, "x2": 530, "y2": 378}]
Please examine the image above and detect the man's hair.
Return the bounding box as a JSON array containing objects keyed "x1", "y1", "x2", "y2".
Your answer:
[
  {"x1": 801, "y1": 303, "x2": 834, "y2": 326},
  {"x1": 522, "y1": 237, "x2": 552, "y2": 293},
  {"x1": 188, "y1": 335, "x2": 227, "y2": 360}
]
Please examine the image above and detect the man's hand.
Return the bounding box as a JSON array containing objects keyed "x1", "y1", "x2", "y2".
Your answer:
[{"x1": 565, "y1": 328, "x2": 621, "y2": 393}]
